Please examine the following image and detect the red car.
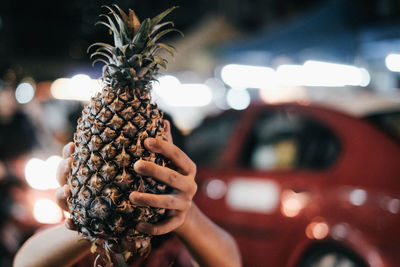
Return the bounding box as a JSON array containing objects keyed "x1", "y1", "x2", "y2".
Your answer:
[{"x1": 185, "y1": 103, "x2": 400, "y2": 267}]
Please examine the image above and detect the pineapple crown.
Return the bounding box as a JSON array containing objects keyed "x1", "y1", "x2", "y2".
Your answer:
[{"x1": 88, "y1": 5, "x2": 181, "y2": 89}]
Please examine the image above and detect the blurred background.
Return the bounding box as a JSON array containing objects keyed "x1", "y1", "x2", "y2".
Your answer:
[{"x1": 1, "y1": 0, "x2": 400, "y2": 266}]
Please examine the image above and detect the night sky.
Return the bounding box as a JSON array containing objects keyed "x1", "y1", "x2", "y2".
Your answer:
[{"x1": 0, "y1": 0, "x2": 397, "y2": 80}]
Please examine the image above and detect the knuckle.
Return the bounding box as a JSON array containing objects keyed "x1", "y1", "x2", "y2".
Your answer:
[
  {"x1": 166, "y1": 196, "x2": 176, "y2": 208},
  {"x1": 172, "y1": 149, "x2": 181, "y2": 161},
  {"x1": 184, "y1": 180, "x2": 197, "y2": 196},
  {"x1": 167, "y1": 171, "x2": 179, "y2": 185},
  {"x1": 191, "y1": 162, "x2": 197, "y2": 175},
  {"x1": 153, "y1": 138, "x2": 162, "y2": 150},
  {"x1": 190, "y1": 183, "x2": 198, "y2": 195}
]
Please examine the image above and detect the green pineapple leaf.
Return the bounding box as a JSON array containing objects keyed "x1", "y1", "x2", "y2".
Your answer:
[
  {"x1": 132, "y1": 18, "x2": 151, "y2": 49},
  {"x1": 90, "y1": 51, "x2": 114, "y2": 63},
  {"x1": 98, "y1": 14, "x2": 122, "y2": 47},
  {"x1": 147, "y1": 28, "x2": 182, "y2": 47},
  {"x1": 150, "y1": 21, "x2": 175, "y2": 36},
  {"x1": 153, "y1": 55, "x2": 167, "y2": 69},
  {"x1": 150, "y1": 6, "x2": 178, "y2": 29},
  {"x1": 153, "y1": 43, "x2": 176, "y2": 56},
  {"x1": 87, "y1": 42, "x2": 114, "y2": 54},
  {"x1": 102, "y1": 5, "x2": 131, "y2": 42},
  {"x1": 92, "y1": 58, "x2": 109, "y2": 67},
  {"x1": 112, "y1": 4, "x2": 129, "y2": 25}
]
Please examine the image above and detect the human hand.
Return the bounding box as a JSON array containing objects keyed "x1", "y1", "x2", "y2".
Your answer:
[
  {"x1": 55, "y1": 141, "x2": 75, "y2": 229},
  {"x1": 131, "y1": 120, "x2": 197, "y2": 235},
  {"x1": 55, "y1": 120, "x2": 197, "y2": 234}
]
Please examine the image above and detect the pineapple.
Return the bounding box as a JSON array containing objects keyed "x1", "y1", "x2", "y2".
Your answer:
[{"x1": 66, "y1": 5, "x2": 180, "y2": 265}]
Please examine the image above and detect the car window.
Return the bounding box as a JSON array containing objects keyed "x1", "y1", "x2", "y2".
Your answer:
[
  {"x1": 241, "y1": 109, "x2": 340, "y2": 170},
  {"x1": 185, "y1": 111, "x2": 239, "y2": 167},
  {"x1": 364, "y1": 111, "x2": 400, "y2": 144}
]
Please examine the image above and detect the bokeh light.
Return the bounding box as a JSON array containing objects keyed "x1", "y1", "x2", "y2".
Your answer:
[
  {"x1": 50, "y1": 74, "x2": 101, "y2": 101},
  {"x1": 305, "y1": 219, "x2": 329, "y2": 240},
  {"x1": 385, "y1": 53, "x2": 400, "y2": 72},
  {"x1": 33, "y1": 199, "x2": 63, "y2": 224},
  {"x1": 205, "y1": 179, "x2": 227, "y2": 200},
  {"x1": 349, "y1": 189, "x2": 367, "y2": 206},
  {"x1": 25, "y1": 156, "x2": 62, "y2": 190},
  {"x1": 153, "y1": 75, "x2": 213, "y2": 107},
  {"x1": 15, "y1": 82, "x2": 35, "y2": 104},
  {"x1": 226, "y1": 88, "x2": 251, "y2": 110},
  {"x1": 280, "y1": 189, "x2": 309, "y2": 218},
  {"x1": 221, "y1": 64, "x2": 276, "y2": 88}
]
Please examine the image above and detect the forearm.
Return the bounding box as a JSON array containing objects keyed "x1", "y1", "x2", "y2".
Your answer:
[
  {"x1": 13, "y1": 224, "x2": 91, "y2": 267},
  {"x1": 174, "y1": 204, "x2": 242, "y2": 267}
]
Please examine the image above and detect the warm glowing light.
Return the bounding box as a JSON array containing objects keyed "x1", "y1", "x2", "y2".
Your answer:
[
  {"x1": 282, "y1": 198, "x2": 302, "y2": 217},
  {"x1": 205, "y1": 179, "x2": 227, "y2": 200},
  {"x1": 221, "y1": 64, "x2": 276, "y2": 88},
  {"x1": 305, "y1": 219, "x2": 329, "y2": 240},
  {"x1": 152, "y1": 75, "x2": 213, "y2": 107},
  {"x1": 51, "y1": 74, "x2": 102, "y2": 101},
  {"x1": 349, "y1": 189, "x2": 367, "y2": 206},
  {"x1": 33, "y1": 199, "x2": 63, "y2": 224},
  {"x1": 226, "y1": 88, "x2": 251, "y2": 110},
  {"x1": 385, "y1": 54, "x2": 400, "y2": 72},
  {"x1": 15, "y1": 82, "x2": 35, "y2": 104},
  {"x1": 259, "y1": 86, "x2": 307, "y2": 104},
  {"x1": 280, "y1": 189, "x2": 309, "y2": 217},
  {"x1": 25, "y1": 156, "x2": 62, "y2": 190}
]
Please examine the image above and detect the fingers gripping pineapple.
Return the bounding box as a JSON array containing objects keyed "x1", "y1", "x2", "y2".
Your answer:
[{"x1": 66, "y1": 5, "x2": 181, "y2": 264}]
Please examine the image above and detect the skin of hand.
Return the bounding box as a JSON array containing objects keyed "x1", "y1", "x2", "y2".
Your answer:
[{"x1": 55, "y1": 120, "x2": 197, "y2": 235}]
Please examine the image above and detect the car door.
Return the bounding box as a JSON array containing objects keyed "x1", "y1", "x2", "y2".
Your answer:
[{"x1": 187, "y1": 105, "x2": 341, "y2": 267}]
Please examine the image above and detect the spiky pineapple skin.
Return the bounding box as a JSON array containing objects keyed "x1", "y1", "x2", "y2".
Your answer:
[{"x1": 67, "y1": 84, "x2": 171, "y2": 255}]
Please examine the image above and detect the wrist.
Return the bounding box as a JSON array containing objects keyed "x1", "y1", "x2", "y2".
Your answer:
[{"x1": 173, "y1": 204, "x2": 196, "y2": 237}]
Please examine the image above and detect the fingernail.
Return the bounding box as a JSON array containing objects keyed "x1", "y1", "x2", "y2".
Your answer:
[
  {"x1": 133, "y1": 160, "x2": 141, "y2": 172},
  {"x1": 145, "y1": 138, "x2": 155, "y2": 147},
  {"x1": 130, "y1": 191, "x2": 139, "y2": 202}
]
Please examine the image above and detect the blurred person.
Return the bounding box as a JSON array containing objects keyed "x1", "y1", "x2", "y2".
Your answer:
[
  {"x1": 0, "y1": 65, "x2": 39, "y2": 267},
  {"x1": 14, "y1": 120, "x2": 241, "y2": 267}
]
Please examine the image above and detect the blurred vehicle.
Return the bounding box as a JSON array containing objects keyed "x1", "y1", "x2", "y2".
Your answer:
[{"x1": 186, "y1": 103, "x2": 400, "y2": 267}]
